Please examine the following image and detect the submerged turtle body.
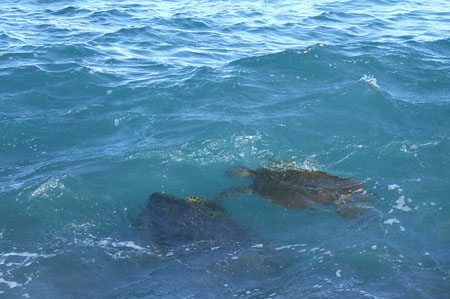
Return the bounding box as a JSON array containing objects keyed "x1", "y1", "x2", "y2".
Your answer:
[
  {"x1": 221, "y1": 167, "x2": 368, "y2": 214},
  {"x1": 135, "y1": 192, "x2": 249, "y2": 246},
  {"x1": 250, "y1": 167, "x2": 364, "y2": 208},
  {"x1": 134, "y1": 192, "x2": 295, "y2": 290}
]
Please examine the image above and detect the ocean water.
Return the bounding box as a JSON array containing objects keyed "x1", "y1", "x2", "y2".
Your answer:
[{"x1": 1, "y1": 0, "x2": 450, "y2": 298}]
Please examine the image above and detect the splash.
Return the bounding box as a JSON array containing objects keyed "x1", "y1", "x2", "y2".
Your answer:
[{"x1": 360, "y1": 74, "x2": 379, "y2": 88}]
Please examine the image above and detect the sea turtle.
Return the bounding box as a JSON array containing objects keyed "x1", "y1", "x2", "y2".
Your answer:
[
  {"x1": 133, "y1": 192, "x2": 294, "y2": 293},
  {"x1": 134, "y1": 192, "x2": 249, "y2": 247},
  {"x1": 134, "y1": 192, "x2": 293, "y2": 279},
  {"x1": 217, "y1": 166, "x2": 371, "y2": 217}
]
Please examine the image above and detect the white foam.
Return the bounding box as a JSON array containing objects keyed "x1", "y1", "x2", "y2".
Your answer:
[
  {"x1": 0, "y1": 276, "x2": 31, "y2": 290},
  {"x1": 0, "y1": 277, "x2": 20, "y2": 289},
  {"x1": 299, "y1": 155, "x2": 318, "y2": 171},
  {"x1": 296, "y1": 47, "x2": 312, "y2": 54},
  {"x1": 31, "y1": 177, "x2": 65, "y2": 198},
  {"x1": 0, "y1": 251, "x2": 55, "y2": 267},
  {"x1": 251, "y1": 244, "x2": 263, "y2": 248},
  {"x1": 95, "y1": 238, "x2": 146, "y2": 251},
  {"x1": 360, "y1": 74, "x2": 379, "y2": 88},
  {"x1": 274, "y1": 243, "x2": 306, "y2": 251},
  {"x1": 388, "y1": 184, "x2": 400, "y2": 191},
  {"x1": 2, "y1": 252, "x2": 40, "y2": 258},
  {"x1": 67, "y1": 222, "x2": 96, "y2": 230},
  {"x1": 80, "y1": 237, "x2": 154, "y2": 258},
  {"x1": 394, "y1": 196, "x2": 411, "y2": 212},
  {"x1": 336, "y1": 270, "x2": 342, "y2": 277},
  {"x1": 359, "y1": 289, "x2": 384, "y2": 299},
  {"x1": 384, "y1": 218, "x2": 400, "y2": 225},
  {"x1": 109, "y1": 241, "x2": 145, "y2": 251}
]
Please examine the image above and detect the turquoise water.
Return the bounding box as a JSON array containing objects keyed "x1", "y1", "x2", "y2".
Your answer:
[{"x1": 1, "y1": 0, "x2": 450, "y2": 297}]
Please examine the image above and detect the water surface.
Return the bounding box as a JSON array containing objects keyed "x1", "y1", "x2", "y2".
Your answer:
[{"x1": 1, "y1": 0, "x2": 450, "y2": 298}]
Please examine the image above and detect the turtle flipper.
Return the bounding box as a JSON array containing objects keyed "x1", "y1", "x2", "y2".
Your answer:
[
  {"x1": 336, "y1": 203, "x2": 367, "y2": 218},
  {"x1": 215, "y1": 185, "x2": 255, "y2": 200},
  {"x1": 226, "y1": 167, "x2": 255, "y2": 178},
  {"x1": 334, "y1": 190, "x2": 379, "y2": 218}
]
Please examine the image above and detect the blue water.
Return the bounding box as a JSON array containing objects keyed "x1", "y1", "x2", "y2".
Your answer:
[{"x1": 1, "y1": 0, "x2": 450, "y2": 298}]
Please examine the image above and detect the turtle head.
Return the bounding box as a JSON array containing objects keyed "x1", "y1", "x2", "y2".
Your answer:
[{"x1": 226, "y1": 167, "x2": 255, "y2": 178}]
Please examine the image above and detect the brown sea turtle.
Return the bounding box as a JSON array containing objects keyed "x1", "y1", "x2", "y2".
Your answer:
[{"x1": 217, "y1": 166, "x2": 371, "y2": 217}]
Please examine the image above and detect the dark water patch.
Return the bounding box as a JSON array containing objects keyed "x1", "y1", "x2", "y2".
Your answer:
[
  {"x1": 309, "y1": 10, "x2": 371, "y2": 22},
  {"x1": 0, "y1": 65, "x2": 118, "y2": 100},
  {"x1": 0, "y1": 32, "x2": 25, "y2": 46},
  {"x1": 170, "y1": 14, "x2": 212, "y2": 30},
  {"x1": 228, "y1": 46, "x2": 345, "y2": 76},
  {"x1": 49, "y1": 6, "x2": 91, "y2": 17},
  {"x1": 89, "y1": 8, "x2": 134, "y2": 19},
  {"x1": 408, "y1": 38, "x2": 450, "y2": 60},
  {"x1": 0, "y1": 51, "x2": 38, "y2": 65},
  {"x1": 33, "y1": 24, "x2": 69, "y2": 32},
  {"x1": 43, "y1": 43, "x2": 99, "y2": 61},
  {"x1": 95, "y1": 26, "x2": 160, "y2": 44}
]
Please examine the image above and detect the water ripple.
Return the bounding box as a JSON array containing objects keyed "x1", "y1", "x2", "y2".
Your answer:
[{"x1": 1, "y1": 0, "x2": 450, "y2": 298}]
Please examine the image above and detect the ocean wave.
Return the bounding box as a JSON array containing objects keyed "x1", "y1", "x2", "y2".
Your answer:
[
  {"x1": 226, "y1": 45, "x2": 377, "y2": 81},
  {"x1": 88, "y1": 8, "x2": 134, "y2": 19},
  {"x1": 0, "y1": 32, "x2": 24, "y2": 46},
  {"x1": 75, "y1": 236, "x2": 156, "y2": 259},
  {"x1": 1, "y1": 1, "x2": 450, "y2": 297},
  {"x1": 96, "y1": 26, "x2": 159, "y2": 42},
  {"x1": 0, "y1": 251, "x2": 56, "y2": 294},
  {"x1": 169, "y1": 14, "x2": 212, "y2": 30},
  {"x1": 225, "y1": 43, "x2": 449, "y2": 103},
  {"x1": 48, "y1": 6, "x2": 90, "y2": 17}
]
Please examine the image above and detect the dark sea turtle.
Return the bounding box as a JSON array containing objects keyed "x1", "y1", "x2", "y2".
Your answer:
[
  {"x1": 218, "y1": 166, "x2": 371, "y2": 217},
  {"x1": 134, "y1": 192, "x2": 292, "y2": 283},
  {"x1": 134, "y1": 192, "x2": 249, "y2": 247}
]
